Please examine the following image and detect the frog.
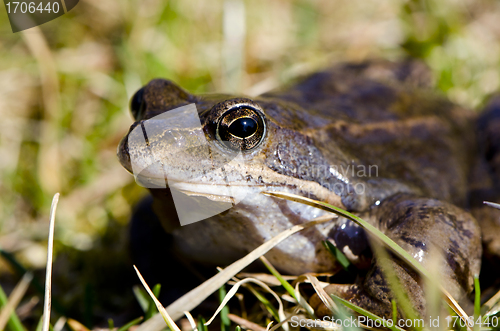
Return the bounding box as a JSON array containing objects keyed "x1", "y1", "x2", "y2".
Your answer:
[{"x1": 117, "y1": 59, "x2": 500, "y2": 319}]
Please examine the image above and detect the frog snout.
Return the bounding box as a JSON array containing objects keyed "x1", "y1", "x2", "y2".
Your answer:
[{"x1": 117, "y1": 134, "x2": 133, "y2": 174}]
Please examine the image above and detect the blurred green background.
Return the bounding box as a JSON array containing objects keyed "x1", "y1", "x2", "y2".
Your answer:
[{"x1": 1, "y1": 0, "x2": 500, "y2": 327}]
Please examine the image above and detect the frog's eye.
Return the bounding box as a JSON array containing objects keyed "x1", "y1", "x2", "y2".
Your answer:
[
  {"x1": 216, "y1": 105, "x2": 266, "y2": 151},
  {"x1": 130, "y1": 87, "x2": 146, "y2": 120}
]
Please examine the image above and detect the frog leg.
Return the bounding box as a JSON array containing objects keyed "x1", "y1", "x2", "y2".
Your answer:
[{"x1": 312, "y1": 193, "x2": 481, "y2": 319}]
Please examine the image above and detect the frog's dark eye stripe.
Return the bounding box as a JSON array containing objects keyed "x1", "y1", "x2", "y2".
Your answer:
[
  {"x1": 216, "y1": 104, "x2": 266, "y2": 151},
  {"x1": 130, "y1": 87, "x2": 146, "y2": 120}
]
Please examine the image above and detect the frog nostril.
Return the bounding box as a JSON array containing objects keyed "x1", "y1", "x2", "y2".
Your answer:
[{"x1": 130, "y1": 87, "x2": 146, "y2": 120}]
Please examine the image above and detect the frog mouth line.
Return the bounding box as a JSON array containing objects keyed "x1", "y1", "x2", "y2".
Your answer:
[
  {"x1": 169, "y1": 181, "x2": 266, "y2": 203},
  {"x1": 168, "y1": 180, "x2": 346, "y2": 208}
]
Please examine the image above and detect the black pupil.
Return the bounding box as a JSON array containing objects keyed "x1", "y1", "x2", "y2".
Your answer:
[{"x1": 228, "y1": 117, "x2": 257, "y2": 138}]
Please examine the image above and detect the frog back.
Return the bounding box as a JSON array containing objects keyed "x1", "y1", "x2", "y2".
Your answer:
[{"x1": 263, "y1": 60, "x2": 476, "y2": 208}]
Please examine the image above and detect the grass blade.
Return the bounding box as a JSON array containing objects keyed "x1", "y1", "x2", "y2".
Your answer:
[
  {"x1": 205, "y1": 277, "x2": 286, "y2": 329},
  {"x1": 134, "y1": 265, "x2": 182, "y2": 331},
  {"x1": 42, "y1": 193, "x2": 59, "y2": 331},
  {"x1": 135, "y1": 215, "x2": 334, "y2": 331},
  {"x1": 322, "y1": 240, "x2": 353, "y2": 273},
  {"x1": 259, "y1": 256, "x2": 297, "y2": 300},
  {"x1": 293, "y1": 277, "x2": 317, "y2": 318},
  {"x1": 0, "y1": 272, "x2": 33, "y2": 331},
  {"x1": 370, "y1": 240, "x2": 420, "y2": 325},
  {"x1": 330, "y1": 294, "x2": 405, "y2": 331},
  {"x1": 228, "y1": 313, "x2": 267, "y2": 331},
  {"x1": 132, "y1": 286, "x2": 149, "y2": 313},
  {"x1": 484, "y1": 201, "x2": 500, "y2": 210},
  {"x1": 197, "y1": 315, "x2": 208, "y2": 331},
  {"x1": 183, "y1": 311, "x2": 198, "y2": 331},
  {"x1": 300, "y1": 274, "x2": 338, "y2": 315},
  {"x1": 146, "y1": 284, "x2": 161, "y2": 320},
  {"x1": 219, "y1": 285, "x2": 230, "y2": 331},
  {"x1": 474, "y1": 275, "x2": 480, "y2": 331},
  {"x1": 263, "y1": 191, "x2": 471, "y2": 330},
  {"x1": 117, "y1": 316, "x2": 144, "y2": 331},
  {"x1": 0, "y1": 283, "x2": 25, "y2": 331},
  {"x1": 243, "y1": 283, "x2": 280, "y2": 321}
]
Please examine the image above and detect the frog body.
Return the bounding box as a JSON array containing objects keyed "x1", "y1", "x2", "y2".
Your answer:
[{"x1": 118, "y1": 60, "x2": 500, "y2": 318}]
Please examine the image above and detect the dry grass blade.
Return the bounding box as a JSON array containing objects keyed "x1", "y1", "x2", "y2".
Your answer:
[
  {"x1": 484, "y1": 201, "x2": 500, "y2": 210},
  {"x1": 442, "y1": 287, "x2": 472, "y2": 329},
  {"x1": 183, "y1": 311, "x2": 198, "y2": 331},
  {"x1": 269, "y1": 307, "x2": 303, "y2": 331},
  {"x1": 228, "y1": 313, "x2": 267, "y2": 331},
  {"x1": 301, "y1": 275, "x2": 338, "y2": 314},
  {"x1": 0, "y1": 272, "x2": 33, "y2": 330},
  {"x1": 53, "y1": 317, "x2": 67, "y2": 331},
  {"x1": 42, "y1": 193, "x2": 59, "y2": 331},
  {"x1": 264, "y1": 191, "x2": 472, "y2": 330},
  {"x1": 293, "y1": 278, "x2": 317, "y2": 318},
  {"x1": 482, "y1": 288, "x2": 500, "y2": 316},
  {"x1": 133, "y1": 265, "x2": 182, "y2": 331},
  {"x1": 15, "y1": 296, "x2": 40, "y2": 320},
  {"x1": 237, "y1": 273, "x2": 297, "y2": 287},
  {"x1": 67, "y1": 318, "x2": 90, "y2": 331},
  {"x1": 135, "y1": 215, "x2": 335, "y2": 331},
  {"x1": 205, "y1": 277, "x2": 286, "y2": 330}
]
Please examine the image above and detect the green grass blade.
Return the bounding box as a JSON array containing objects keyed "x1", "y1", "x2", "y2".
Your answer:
[
  {"x1": 474, "y1": 275, "x2": 480, "y2": 331},
  {"x1": 133, "y1": 286, "x2": 150, "y2": 313},
  {"x1": 219, "y1": 285, "x2": 230, "y2": 331},
  {"x1": 0, "y1": 283, "x2": 25, "y2": 331},
  {"x1": 259, "y1": 256, "x2": 297, "y2": 301},
  {"x1": 330, "y1": 296, "x2": 361, "y2": 331},
  {"x1": 146, "y1": 284, "x2": 162, "y2": 320},
  {"x1": 263, "y1": 191, "x2": 472, "y2": 327},
  {"x1": 370, "y1": 241, "x2": 421, "y2": 326},
  {"x1": 322, "y1": 240, "x2": 353, "y2": 273},
  {"x1": 392, "y1": 300, "x2": 397, "y2": 325},
  {"x1": 0, "y1": 248, "x2": 65, "y2": 316},
  {"x1": 245, "y1": 284, "x2": 280, "y2": 321},
  {"x1": 36, "y1": 316, "x2": 43, "y2": 331},
  {"x1": 117, "y1": 316, "x2": 144, "y2": 331},
  {"x1": 134, "y1": 265, "x2": 182, "y2": 331},
  {"x1": 198, "y1": 315, "x2": 208, "y2": 331},
  {"x1": 263, "y1": 192, "x2": 429, "y2": 277},
  {"x1": 330, "y1": 294, "x2": 406, "y2": 331}
]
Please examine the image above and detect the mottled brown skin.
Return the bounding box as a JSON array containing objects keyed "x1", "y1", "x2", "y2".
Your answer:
[{"x1": 118, "y1": 60, "x2": 500, "y2": 319}]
